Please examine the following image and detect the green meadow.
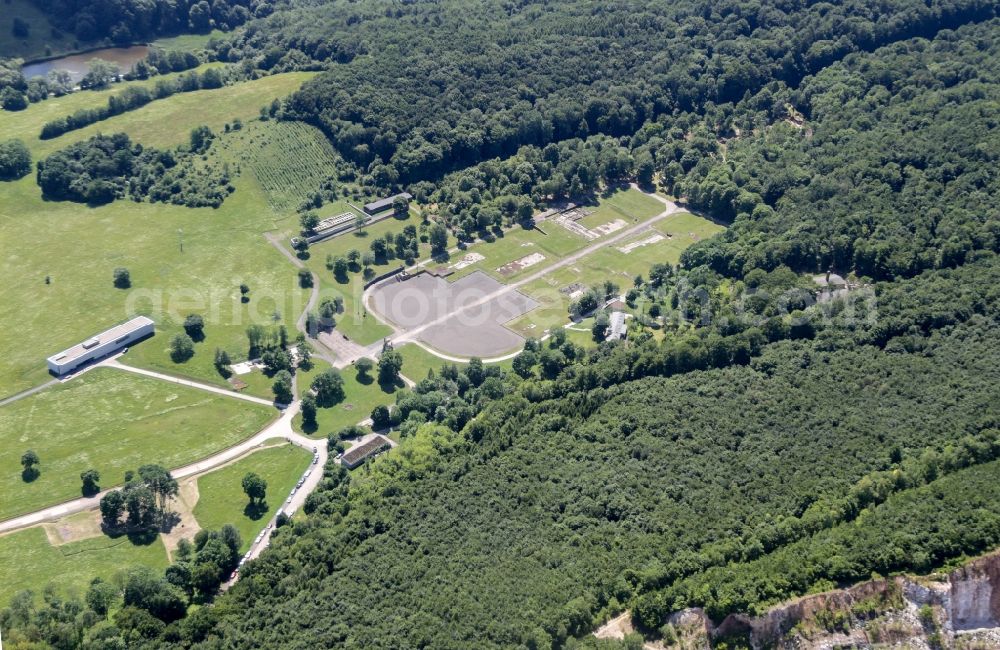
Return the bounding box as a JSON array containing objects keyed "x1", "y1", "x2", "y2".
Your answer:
[
  {"x1": 0, "y1": 526, "x2": 169, "y2": 608},
  {"x1": 193, "y1": 443, "x2": 311, "y2": 553},
  {"x1": 150, "y1": 31, "x2": 227, "y2": 54},
  {"x1": 0, "y1": 72, "x2": 316, "y2": 396},
  {"x1": 0, "y1": 0, "x2": 64, "y2": 60},
  {"x1": 395, "y1": 343, "x2": 514, "y2": 381},
  {"x1": 577, "y1": 186, "x2": 664, "y2": 228},
  {"x1": 506, "y1": 209, "x2": 723, "y2": 338},
  {"x1": 292, "y1": 360, "x2": 399, "y2": 436},
  {"x1": 0, "y1": 368, "x2": 274, "y2": 522}
]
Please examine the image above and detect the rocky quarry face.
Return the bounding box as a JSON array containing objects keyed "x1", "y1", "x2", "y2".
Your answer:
[{"x1": 659, "y1": 552, "x2": 1000, "y2": 649}]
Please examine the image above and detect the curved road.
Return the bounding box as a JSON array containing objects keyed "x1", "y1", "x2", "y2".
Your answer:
[
  {"x1": 356, "y1": 187, "x2": 680, "y2": 363},
  {"x1": 0, "y1": 388, "x2": 314, "y2": 535},
  {"x1": 0, "y1": 188, "x2": 677, "y2": 540}
]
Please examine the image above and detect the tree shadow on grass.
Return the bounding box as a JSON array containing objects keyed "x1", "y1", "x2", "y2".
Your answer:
[
  {"x1": 378, "y1": 378, "x2": 404, "y2": 394},
  {"x1": 21, "y1": 468, "x2": 39, "y2": 483},
  {"x1": 355, "y1": 372, "x2": 374, "y2": 386},
  {"x1": 316, "y1": 393, "x2": 346, "y2": 409},
  {"x1": 301, "y1": 419, "x2": 318, "y2": 435},
  {"x1": 158, "y1": 511, "x2": 182, "y2": 533},
  {"x1": 126, "y1": 529, "x2": 160, "y2": 546},
  {"x1": 243, "y1": 501, "x2": 268, "y2": 521}
]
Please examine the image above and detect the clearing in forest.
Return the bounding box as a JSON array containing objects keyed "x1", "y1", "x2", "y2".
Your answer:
[{"x1": 231, "y1": 121, "x2": 344, "y2": 212}]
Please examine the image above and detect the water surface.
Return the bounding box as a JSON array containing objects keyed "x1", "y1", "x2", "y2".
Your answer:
[{"x1": 22, "y1": 46, "x2": 150, "y2": 84}]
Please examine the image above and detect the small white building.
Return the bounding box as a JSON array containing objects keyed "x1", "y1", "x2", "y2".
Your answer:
[{"x1": 46, "y1": 316, "x2": 154, "y2": 375}]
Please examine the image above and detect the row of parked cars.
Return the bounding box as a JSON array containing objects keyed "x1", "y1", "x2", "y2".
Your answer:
[{"x1": 233, "y1": 445, "x2": 322, "y2": 582}]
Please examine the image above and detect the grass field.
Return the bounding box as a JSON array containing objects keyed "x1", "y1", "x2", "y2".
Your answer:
[
  {"x1": 0, "y1": 368, "x2": 274, "y2": 521},
  {"x1": 0, "y1": 526, "x2": 169, "y2": 607},
  {"x1": 0, "y1": 62, "x2": 229, "y2": 157},
  {"x1": 446, "y1": 225, "x2": 585, "y2": 282},
  {"x1": 396, "y1": 343, "x2": 460, "y2": 381},
  {"x1": 302, "y1": 258, "x2": 395, "y2": 345},
  {"x1": 151, "y1": 31, "x2": 227, "y2": 53},
  {"x1": 302, "y1": 205, "x2": 436, "y2": 264},
  {"x1": 396, "y1": 343, "x2": 514, "y2": 380},
  {"x1": 192, "y1": 443, "x2": 311, "y2": 553},
  {"x1": 445, "y1": 187, "x2": 658, "y2": 283},
  {"x1": 0, "y1": 0, "x2": 65, "y2": 60},
  {"x1": 0, "y1": 72, "x2": 317, "y2": 395},
  {"x1": 30, "y1": 71, "x2": 315, "y2": 157},
  {"x1": 234, "y1": 350, "x2": 335, "y2": 402},
  {"x1": 300, "y1": 190, "x2": 655, "y2": 346},
  {"x1": 506, "y1": 210, "x2": 724, "y2": 338},
  {"x1": 577, "y1": 187, "x2": 664, "y2": 228},
  {"x1": 232, "y1": 367, "x2": 275, "y2": 400},
  {"x1": 292, "y1": 360, "x2": 398, "y2": 437}
]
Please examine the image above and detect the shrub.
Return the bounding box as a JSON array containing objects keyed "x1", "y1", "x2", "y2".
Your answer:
[
  {"x1": 0, "y1": 139, "x2": 31, "y2": 181},
  {"x1": 169, "y1": 333, "x2": 195, "y2": 363}
]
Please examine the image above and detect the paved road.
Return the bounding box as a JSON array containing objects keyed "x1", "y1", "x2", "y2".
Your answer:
[
  {"x1": 264, "y1": 232, "x2": 338, "y2": 369},
  {"x1": 233, "y1": 408, "x2": 327, "y2": 571},
  {"x1": 0, "y1": 189, "x2": 675, "y2": 539},
  {"x1": 0, "y1": 400, "x2": 302, "y2": 535},
  {"x1": 356, "y1": 187, "x2": 680, "y2": 361},
  {"x1": 106, "y1": 359, "x2": 279, "y2": 407},
  {"x1": 0, "y1": 378, "x2": 59, "y2": 408},
  {"x1": 0, "y1": 232, "x2": 361, "y2": 538}
]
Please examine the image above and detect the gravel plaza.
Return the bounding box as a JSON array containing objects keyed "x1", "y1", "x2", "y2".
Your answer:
[{"x1": 370, "y1": 271, "x2": 538, "y2": 357}]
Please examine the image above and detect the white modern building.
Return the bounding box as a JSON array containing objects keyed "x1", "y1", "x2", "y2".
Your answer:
[{"x1": 46, "y1": 316, "x2": 154, "y2": 375}]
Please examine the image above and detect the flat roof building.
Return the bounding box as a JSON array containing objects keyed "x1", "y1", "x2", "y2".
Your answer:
[
  {"x1": 46, "y1": 316, "x2": 154, "y2": 375},
  {"x1": 341, "y1": 435, "x2": 391, "y2": 469},
  {"x1": 363, "y1": 192, "x2": 412, "y2": 216}
]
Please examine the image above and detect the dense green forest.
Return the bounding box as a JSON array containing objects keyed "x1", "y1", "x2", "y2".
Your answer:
[
  {"x1": 36, "y1": 131, "x2": 232, "y2": 207},
  {"x1": 3, "y1": 1, "x2": 1000, "y2": 649},
  {"x1": 34, "y1": 0, "x2": 263, "y2": 43},
  {"x1": 675, "y1": 24, "x2": 1000, "y2": 280},
  {"x1": 266, "y1": 0, "x2": 997, "y2": 184}
]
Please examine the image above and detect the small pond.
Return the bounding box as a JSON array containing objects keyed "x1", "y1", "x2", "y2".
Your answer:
[{"x1": 21, "y1": 45, "x2": 150, "y2": 83}]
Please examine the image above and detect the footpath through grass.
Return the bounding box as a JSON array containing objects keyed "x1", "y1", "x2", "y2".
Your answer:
[
  {"x1": 193, "y1": 443, "x2": 311, "y2": 553},
  {"x1": 0, "y1": 368, "x2": 274, "y2": 522},
  {"x1": 0, "y1": 526, "x2": 169, "y2": 608},
  {"x1": 0, "y1": 72, "x2": 316, "y2": 396}
]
